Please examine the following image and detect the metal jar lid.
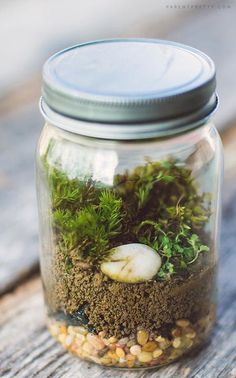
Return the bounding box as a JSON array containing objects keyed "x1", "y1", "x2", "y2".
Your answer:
[{"x1": 41, "y1": 38, "x2": 218, "y2": 139}]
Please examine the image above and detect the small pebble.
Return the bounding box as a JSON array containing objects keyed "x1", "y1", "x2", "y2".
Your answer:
[
  {"x1": 185, "y1": 330, "x2": 196, "y2": 339},
  {"x1": 100, "y1": 357, "x2": 112, "y2": 365},
  {"x1": 155, "y1": 335, "x2": 166, "y2": 343},
  {"x1": 137, "y1": 351, "x2": 153, "y2": 363},
  {"x1": 130, "y1": 345, "x2": 142, "y2": 356},
  {"x1": 60, "y1": 325, "x2": 67, "y2": 335},
  {"x1": 98, "y1": 331, "x2": 106, "y2": 338},
  {"x1": 64, "y1": 335, "x2": 74, "y2": 346},
  {"x1": 87, "y1": 334, "x2": 105, "y2": 350},
  {"x1": 116, "y1": 347, "x2": 125, "y2": 358},
  {"x1": 74, "y1": 326, "x2": 88, "y2": 335},
  {"x1": 183, "y1": 338, "x2": 193, "y2": 349},
  {"x1": 108, "y1": 336, "x2": 117, "y2": 344},
  {"x1": 172, "y1": 337, "x2": 182, "y2": 348},
  {"x1": 107, "y1": 351, "x2": 118, "y2": 359},
  {"x1": 83, "y1": 342, "x2": 96, "y2": 355},
  {"x1": 142, "y1": 341, "x2": 158, "y2": 352},
  {"x1": 127, "y1": 339, "x2": 136, "y2": 347},
  {"x1": 159, "y1": 340, "x2": 171, "y2": 350},
  {"x1": 118, "y1": 337, "x2": 129, "y2": 345},
  {"x1": 119, "y1": 357, "x2": 126, "y2": 363},
  {"x1": 171, "y1": 327, "x2": 182, "y2": 337},
  {"x1": 126, "y1": 354, "x2": 135, "y2": 361},
  {"x1": 127, "y1": 360, "x2": 135, "y2": 368},
  {"x1": 176, "y1": 319, "x2": 190, "y2": 328},
  {"x1": 75, "y1": 334, "x2": 85, "y2": 346},
  {"x1": 153, "y1": 349, "x2": 163, "y2": 358},
  {"x1": 137, "y1": 330, "x2": 149, "y2": 346},
  {"x1": 47, "y1": 315, "x2": 207, "y2": 368}
]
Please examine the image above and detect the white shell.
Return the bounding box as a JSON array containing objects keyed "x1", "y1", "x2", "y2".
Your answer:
[{"x1": 101, "y1": 243, "x2": 162, "y2": 283}]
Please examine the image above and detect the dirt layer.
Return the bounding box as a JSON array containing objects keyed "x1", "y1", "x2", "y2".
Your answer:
[{"x1": 44, "y1": 254, "x2": 216, "y2": 338}]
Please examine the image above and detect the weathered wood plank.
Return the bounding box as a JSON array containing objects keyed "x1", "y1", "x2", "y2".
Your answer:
[
  {"x1": 0, "y1": 103, "x2": 41, "y2": 294},
  {"x1": 1, "y1": 126, "x2": 236, "y2": 377}
]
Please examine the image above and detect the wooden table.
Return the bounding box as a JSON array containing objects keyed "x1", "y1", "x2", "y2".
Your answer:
[{"x1": 0, "y1": 98, "x2": 236, "y2": 378}]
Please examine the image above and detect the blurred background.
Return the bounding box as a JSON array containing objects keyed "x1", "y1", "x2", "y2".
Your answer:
[{"x1": 0, "y1": 0, "x2": 235, "y2": 293}]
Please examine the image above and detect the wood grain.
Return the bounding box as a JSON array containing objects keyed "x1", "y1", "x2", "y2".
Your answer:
[
  {"x1": 0, "y1": 103, "x2": 41, "y2": 294},
  {"x1": 1, "y1": 127, "x2": 236, "y2": 377}
]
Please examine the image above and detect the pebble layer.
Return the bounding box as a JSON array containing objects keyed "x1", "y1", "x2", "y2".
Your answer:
[{"x1": 48, "y1": 309, "x2": 215, "y2": 368}]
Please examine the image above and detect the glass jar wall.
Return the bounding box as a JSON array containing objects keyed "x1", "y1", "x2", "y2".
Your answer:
[{"x1": 36, "y1": 120, "x2": 222, "y2": 368}]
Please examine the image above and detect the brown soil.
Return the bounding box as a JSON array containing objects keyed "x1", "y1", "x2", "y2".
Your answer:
[{"x1": 43, "y1": 249, "x2": 216, "y2": 338}]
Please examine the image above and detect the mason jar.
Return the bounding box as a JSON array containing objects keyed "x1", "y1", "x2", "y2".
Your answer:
[{"x1": 36, "y1": 39, "x2": 223, "y2": 369}]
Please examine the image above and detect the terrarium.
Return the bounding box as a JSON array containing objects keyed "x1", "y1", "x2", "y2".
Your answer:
[{"x1": 37, "y1": 39, "x2": 223, "y2": 368}]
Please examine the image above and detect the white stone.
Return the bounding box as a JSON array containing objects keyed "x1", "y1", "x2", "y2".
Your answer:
[{"x1": 101, "y1": 243, "x2": 161, "y2": 283}]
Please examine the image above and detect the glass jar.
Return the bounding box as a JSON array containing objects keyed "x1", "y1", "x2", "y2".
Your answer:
[{"x1": 36, "y1": 39, "x2": 223, "y2": 369}]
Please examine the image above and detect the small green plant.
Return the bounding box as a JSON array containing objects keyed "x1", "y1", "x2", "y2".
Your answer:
[{"x1": 43, "y1": 152, "x2": 211, "y2": 279}]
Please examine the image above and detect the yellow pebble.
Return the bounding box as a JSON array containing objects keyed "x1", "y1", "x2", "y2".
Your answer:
[
  {"x1": 185, "y1": 330, "x2": 196, "y2": 339},
  {"x1": 83, "y1": 341, "x2": 95, "y2": 355},
  {"x1": 60, "y1": 325, "x2": 67, "y2": 335},
  {"x1": 152, "y1": 348, "x2": 163, "y2": 358},
  {"x1": 155, "y1": 335, "x2": 166, "y2": 343},
  {"x1": 75, "y1": 334, "x2": 85, "y2": 346},
  {"x1": 118, "y1": 360, "x2": 127, "y2": 368},
  {"x1": 171, "y1": 327, "x2": 182, "y2": 337},
  {"x1": 127, "y1": 360, "x2": 135, "y2": 368},
  {"x1": 137, "y1": 330, "x2": 149, "y2": 346},
  {"x1": 108, "y1": 336, "x2": 117, "y2": 344},
  {"x1": 74, "y1": 326, "x2": 88, "y2": 335},
  {"x1": 87, "y1": 334, "x2": 105, "y2": 350},
  {"x1": 172, "y1": 337, "x2": 182, "y2": 348},
  {"x1": 126, "y1": 354, "x2": 135, "y2": 361},
  {"x1": 142, "y1": 341, "x2": 158, "y2": 352},
  {"x1": 100, "y1": 357, "x2": 112, "y2": 366},
  {"x1": 107, "y1": 351, "x2": 118, "y2": 359},
  {"x1": 109, "y1": 344, "x2": 116, "y2": 351},
  {"x1": 176, "y1": 319, "x2": 190, "y2": 328},
  {"x1": 137, "y1": 351, "x2": 153, "y2": 363},
  {"x1": 127, "y1": 339, "x2": 136, "y2": 347},
  {"x1": 119, "y1": 337, "x2": 129, "y2": 345},
  {"x1": 116, "y1": 347, "x2": 125, "y2": 358}
]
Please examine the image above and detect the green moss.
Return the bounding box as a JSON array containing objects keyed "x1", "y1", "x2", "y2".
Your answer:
[{"x1": 43, "y1": 154, "x2": 211, "y2": 280}]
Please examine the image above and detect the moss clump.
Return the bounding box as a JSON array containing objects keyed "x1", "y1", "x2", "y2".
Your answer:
[{"x1": 44, "y1": 156, "x2": 211, "y2": 280}]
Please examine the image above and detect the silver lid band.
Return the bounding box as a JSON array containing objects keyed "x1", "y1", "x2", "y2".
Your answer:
[{"x1": 40, "y1": 95, "x2": 218, "y2": 140}]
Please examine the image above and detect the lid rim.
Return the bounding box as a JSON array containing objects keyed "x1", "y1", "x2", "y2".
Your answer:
[{"x1": 40, "y1": 95, "x2": 218, "y2": 140}]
